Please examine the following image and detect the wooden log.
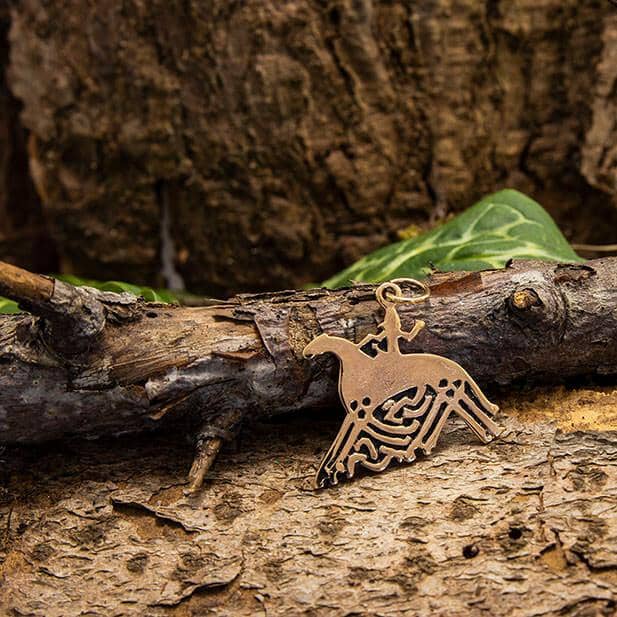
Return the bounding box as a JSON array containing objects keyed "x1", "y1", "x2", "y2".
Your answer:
[{"x1": 1, "y1": 257, "x2": 616, "y2": 447}]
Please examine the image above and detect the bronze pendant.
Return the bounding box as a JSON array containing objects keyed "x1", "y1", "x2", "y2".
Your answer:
[{"x1": 303, "y1": 278, "x2": 502, "y2": 489}]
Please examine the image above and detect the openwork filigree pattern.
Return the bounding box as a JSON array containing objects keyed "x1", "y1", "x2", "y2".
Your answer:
[{"x1": 303, "y1": 279, "x2": 501, "y2": 488}]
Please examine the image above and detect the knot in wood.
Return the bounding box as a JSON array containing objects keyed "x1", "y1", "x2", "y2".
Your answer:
[{"x1": 510, "y1": 288, "x2": 542, "y2": 311}]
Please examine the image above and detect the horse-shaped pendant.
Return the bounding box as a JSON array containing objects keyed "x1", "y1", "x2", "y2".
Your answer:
[{"x1": 303, "y1": 279, "x2": 502, "y2": 488}]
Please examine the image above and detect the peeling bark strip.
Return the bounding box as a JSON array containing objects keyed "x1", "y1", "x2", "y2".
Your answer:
[{"x1": 0, "y1": 258, "x2": 616, "y2": 448}]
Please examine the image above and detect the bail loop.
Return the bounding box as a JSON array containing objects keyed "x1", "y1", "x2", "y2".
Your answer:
[{"x1": 376, "y1": 278, "x2": 430, "y2": 307}]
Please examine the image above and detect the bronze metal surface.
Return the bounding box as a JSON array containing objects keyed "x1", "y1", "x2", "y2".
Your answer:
[{"x1": 303, "y1": 279, "x2": 502, "y2": 488}]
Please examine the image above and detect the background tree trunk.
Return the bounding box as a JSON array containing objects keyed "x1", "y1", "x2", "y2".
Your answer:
[
  {"x1": 0, "y1": 3, "x2": 55, "y2": 273},
  {"x1": 2, "y1": 0, "x2": 617, "y2": 294}
]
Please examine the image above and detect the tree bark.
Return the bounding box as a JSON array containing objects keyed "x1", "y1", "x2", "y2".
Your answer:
[
  {"x1": 1, "y1": 387, "x2": 616, "y2": 615},
  {"x1": 5, "y1": 0, "x2": 617, "y2": 294},
  {"x1": 0, "y1": 3, "x2": 55, "y2": 273},
  {"x1": 1, "y1": 257, "x2": 616, "y2": 446}
]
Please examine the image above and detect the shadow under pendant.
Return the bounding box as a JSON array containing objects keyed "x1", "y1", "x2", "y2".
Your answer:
[{"x1": 303, "y1": 278, "x2": 502, "y2": 489}]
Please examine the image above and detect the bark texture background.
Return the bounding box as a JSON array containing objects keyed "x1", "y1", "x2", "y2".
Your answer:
[
  {"x1": 1, "y1": 389, "x2": 616, "y2": 616},
  {"x1": 2, "y1": 0, "x2": 617, "y2": 294},
  {"x1": 0, "y1": 3, "x2": 55, "y2": 273}
]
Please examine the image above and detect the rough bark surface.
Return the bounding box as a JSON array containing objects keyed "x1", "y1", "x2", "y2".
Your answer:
[
  {"x1": 5, "y1": 0, "x2": 617, "y2": 294},
  {"x1": 0, "y1": 3, "x2": 55, "y2": 273},
  {"x1": 0, "y1": 389, "x2": 616, "y2": 616},
  {"x1": 1, "y1": 258, "x2": 617, "y2": 446}
]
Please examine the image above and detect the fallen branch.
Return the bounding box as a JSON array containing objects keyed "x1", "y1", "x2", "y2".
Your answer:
[{"x1": 1, "y1": 258, "x2": 616, "y2": 485}]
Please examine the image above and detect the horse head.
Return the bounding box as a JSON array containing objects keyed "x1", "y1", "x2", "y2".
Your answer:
[
  {"x1": 303, "y1": 333, "x2": 368, "y2": 364},
  {"x1": 303, "y1": 333, "x2": 343, "y2": 359}
]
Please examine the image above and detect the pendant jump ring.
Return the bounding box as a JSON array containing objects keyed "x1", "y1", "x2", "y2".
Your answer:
[
  {"x1": 375, "y1": 282, "x2": 403, "y2": 307},
  {"x1": 378, "y1": 277, "x2": 430, "y2": 305}
]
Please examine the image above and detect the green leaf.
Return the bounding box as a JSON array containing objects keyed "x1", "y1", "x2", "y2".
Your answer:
[
  {"x1": 55, "y1": 275, "x2": 180, "y2": 303},
  {"x1": 323, "y1": 189, "x2": 584, "y2": 288},
  {"x1": 0, "y1": 297, "x2": 20, "y2": 314},
  {"x1": 0, "y1": 276, "x2": 179, "y2": 314}
]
